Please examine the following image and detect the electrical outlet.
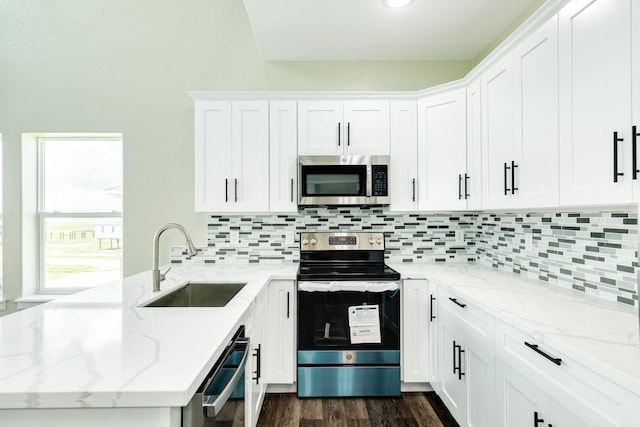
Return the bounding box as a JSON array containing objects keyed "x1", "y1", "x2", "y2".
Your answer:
[
  {"x1": 455, "y1": 229, "x2": 465, "y2": 245},
  {"x1": 230, "y1": 231, "x2": 240, "y2": 245},
  {"x1": 524, "y1": 234, "x2": 533, "y2": 252},
  {"x1": 284, "y1": 230, "x2": 295, "y2": 245}
]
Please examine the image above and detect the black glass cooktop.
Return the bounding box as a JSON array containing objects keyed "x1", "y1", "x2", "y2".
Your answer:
[{"x1": 297, "y1": 263, "x2": 400, "y2": 281}]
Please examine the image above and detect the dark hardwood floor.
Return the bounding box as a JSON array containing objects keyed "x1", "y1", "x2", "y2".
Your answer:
[{"x1": 257, "y1": 392, "x2": 459, "y2": 427}]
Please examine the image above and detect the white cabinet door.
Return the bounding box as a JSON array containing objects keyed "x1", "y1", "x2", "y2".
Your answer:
[
  {"x1": 481, "y1": 56, "x2": 516, "y2": 210},
  {"x1": 428, "y1": 286, "x2": 439, "y2": 393},
  {"x1": 231, "y1": 101, "x2": 270, "y2": 212},
  {"x1": 246, "y1": 289, "x2": 266, "y2": 427},
  {"x1": 466, "y1": 80, "x2": 483, "y2": 210},
  {"x1": 269, "y1": 101, "x2": 298, "y2": 212},
  {"x1": 417, "y1": 89, "x2": 467, "y2": 211},
  {"x1": 402, "y1": 280, "x2": 429, "y2": 383},
  {"x1": 495, "y1": 358, "x2": 549, "y2": 427},
  {"x1": 343, "y1": 100, "x2": 390, "y2": 155},
  {"x1": 438, "y1": 314, "x2": 466, "y2": 423},
  {"x1": 559, "y1": 0, "x2": 634, "y2": 206},
  {"x1": 298, "y1": 100, "x2": 390, "y2": 155},
  {"x1": 389, "y1": 100, "x2": 418, "y2": 212},
  {"x1": 632, "y1": 1, "x2": 640, "y2": 201},
  {"x1": 194, "y1": 100, "x2": 269, "y2": 213},
  {"x1": 298, "y1": 100, "x2": 343, "y2": 155},
  {"x1": 513, "y1": 16, "x2": 560, "y2": 209},
  {"x1": 496, "y1": 358, "x2": 618, "y2": 427},
  {"x1": 265, "y1": 280, "x2": 295, "y2": 385},
  {"x1": 194, "y1": 101, "x2": 231, "y2": 212}
]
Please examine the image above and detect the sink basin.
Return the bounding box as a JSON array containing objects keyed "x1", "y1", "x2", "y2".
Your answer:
[{"x1": 143, "y1": 282, "x2": 247, "y2": 307}]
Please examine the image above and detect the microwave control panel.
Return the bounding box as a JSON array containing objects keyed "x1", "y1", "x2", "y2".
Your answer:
[{"x1": 371, "y1": 165, "x2": 388, "y2": 196}]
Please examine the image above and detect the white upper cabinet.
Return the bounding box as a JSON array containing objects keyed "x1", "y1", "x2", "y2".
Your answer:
[
  {"x1": 194, "y1": 100, "x2": 269, "y2": 212},
  {"x1": 389, "y1": 100, "x2": 418, "y2": 212},
  {"x1": 297, "y1": 100, "x2": 390, "y2": 155},
  {"x1": 417, "y1": 89, "x2": 468, "y2": 211},
  {"x1": 482, "y1": 17, "x2": 559, "y2": 210},
  {"x1": 513, "y1": 16, "x2": 560, "y2": 208},
  {"x1": 466, "y1": 79, "x2": 483, "y2": 210},
  {"x1": 269, "y1": 101, "x2": 298, "y2": 212},
  {"x1": 559, "y1": 0, "x2": 635, "y2": 206}
]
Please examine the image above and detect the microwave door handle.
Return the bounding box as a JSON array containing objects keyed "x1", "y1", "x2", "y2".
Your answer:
[{"x1": 202, "y1": 337, "x2": 250, "y2": 418}]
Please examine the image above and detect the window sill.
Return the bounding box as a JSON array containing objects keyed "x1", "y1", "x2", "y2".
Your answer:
[{"x1": 15, "y1": 294, "x2": 66, "y2": 310}]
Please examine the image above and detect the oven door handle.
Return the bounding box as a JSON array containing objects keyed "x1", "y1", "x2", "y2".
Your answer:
[{"x1": 202, "y1": 337, "x2": 250, "y2": 418}]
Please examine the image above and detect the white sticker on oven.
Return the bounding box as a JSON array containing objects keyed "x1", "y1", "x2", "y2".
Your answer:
[{"x1": 348, "y1": 305, "x2": 381, "y2": 344}]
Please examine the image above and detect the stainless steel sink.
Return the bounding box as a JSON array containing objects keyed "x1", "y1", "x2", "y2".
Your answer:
[{"x1": 142, "y1": 282, "x2": 247, "y2": 307}]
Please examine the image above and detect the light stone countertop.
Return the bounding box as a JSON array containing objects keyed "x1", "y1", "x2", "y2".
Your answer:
[
  {"x1": 0, "y1": 261, "x2": 638, "y2": 410},
  {"x1": 0, "y1": 263, "x2": 298, "y2": 409},
  {"x1": 391, "y1": 262, "x2": 640, "y2": 397}
]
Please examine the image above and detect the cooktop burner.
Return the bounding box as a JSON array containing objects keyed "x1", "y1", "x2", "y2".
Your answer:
[{"x1": 297, "y1": 231, "x2": 400, "y2": 281}]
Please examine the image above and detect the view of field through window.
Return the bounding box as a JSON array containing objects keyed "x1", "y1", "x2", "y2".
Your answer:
[{"x1": 40, "y1": 137, "x2": 122, "y2": 291}]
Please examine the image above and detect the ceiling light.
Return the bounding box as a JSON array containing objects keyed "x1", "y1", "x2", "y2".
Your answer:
[{"x1": 384, "y1": 0, "x2": 414, "y2": 8}]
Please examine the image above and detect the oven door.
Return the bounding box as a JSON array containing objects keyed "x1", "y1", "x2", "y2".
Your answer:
[{"x1": 297, "y1": 282, "x2": 400, "y2": 351}]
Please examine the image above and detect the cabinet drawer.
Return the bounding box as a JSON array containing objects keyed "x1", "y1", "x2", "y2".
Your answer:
[
  {"x1": 495, "y1": 319, "x2": 625, "y2": 426},
  {"x1": 437, "y1": 287, "x2": 494, "y2": 351}
]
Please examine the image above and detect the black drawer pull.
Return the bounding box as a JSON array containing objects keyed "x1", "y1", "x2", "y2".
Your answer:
[
  {"x1": 429, "y1": 294, "x2": 436, "y2": 322},
  {"x1": 448, "y1": 297, "x2": 466, "y2": 308},
  {"x1": 524, "y1": 341, "x2": 562, "y2": 366},
  {"x1": 613, "y1": 131, "x2": 624, "y2": 182}
]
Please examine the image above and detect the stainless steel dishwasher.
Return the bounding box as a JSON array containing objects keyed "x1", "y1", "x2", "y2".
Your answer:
[{"x1": 183, "y1": 326, "x2": 249, "y2": 426}]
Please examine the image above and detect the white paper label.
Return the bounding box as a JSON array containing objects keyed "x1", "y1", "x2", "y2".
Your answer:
[{"x1": 348, "y1": 305, "x2": 381, "y2": 344}]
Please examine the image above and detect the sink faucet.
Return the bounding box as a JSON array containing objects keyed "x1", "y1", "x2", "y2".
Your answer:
[{"x1": 152, "y1": 223, "x2": 198, "y2": 292}]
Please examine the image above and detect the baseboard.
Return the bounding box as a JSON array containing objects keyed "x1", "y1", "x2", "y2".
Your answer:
[
  {"x1": 266, "y1": 383, "x2": 296, "y2": 394},
  {"x1": 401, "y1": 382, "x2": 433, "y2": 392}
]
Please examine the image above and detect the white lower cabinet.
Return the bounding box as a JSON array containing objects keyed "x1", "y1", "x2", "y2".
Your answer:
[
  {"x1": 437, "y1": 288, "x2": 495, "y2": 427},
  {"x1": 402, "y1": 280, "x2": 430, "y2": 383},
  {"x1": 264, "y1": 280, "x2": 296, "y2": 385},
  {"x1": 245, "y1": 288, "x2": 266, "y2": 427},
  {"x1": 494, "y1": 319, "x2": 626, "y2": 427}
]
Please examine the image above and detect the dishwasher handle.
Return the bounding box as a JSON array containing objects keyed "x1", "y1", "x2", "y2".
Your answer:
[{"x1": 202, "y1": 336, "x2": 250, "y2": 418}]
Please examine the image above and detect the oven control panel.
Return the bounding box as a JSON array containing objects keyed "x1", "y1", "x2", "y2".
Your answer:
[{"x1": 300, "y1": 232, "x2": 385, "y2": 251}]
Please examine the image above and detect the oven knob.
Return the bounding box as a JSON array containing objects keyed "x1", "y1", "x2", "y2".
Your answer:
[
  {"x1": 369, "y1": 238, "x2": 375, "y2": 244},
  {"x1": 376, "y1": 238, "x2": 382, "y2": 244},
  {"x1": 310, "y1": 238, "x2": 317, "y2": 245},
  {"x1": 302, "y1": 238, "x2": 309, "y2": 245}
]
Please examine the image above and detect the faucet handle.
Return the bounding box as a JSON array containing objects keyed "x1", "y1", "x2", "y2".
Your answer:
[{"x1": 160, "y1": 267, "x2": 171, "y2": 281}]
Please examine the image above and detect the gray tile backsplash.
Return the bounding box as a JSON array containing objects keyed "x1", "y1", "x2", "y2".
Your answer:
[{"x1": 172, "y1": 207, "x2": 638, "y2": 306}]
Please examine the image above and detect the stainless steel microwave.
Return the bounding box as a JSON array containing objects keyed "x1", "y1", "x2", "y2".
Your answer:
[{"x1": 298, "y1": 155, "x2": 390, "y2": 206}]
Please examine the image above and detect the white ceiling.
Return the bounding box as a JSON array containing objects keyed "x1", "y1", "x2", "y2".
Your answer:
[{"x1": 243, "y1": 0, "x2": 541, "y2": 61}]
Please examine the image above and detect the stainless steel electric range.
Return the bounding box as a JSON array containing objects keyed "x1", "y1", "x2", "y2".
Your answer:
[{"x1": 296, "y1": 231, "x2": 401, "y2": 398}]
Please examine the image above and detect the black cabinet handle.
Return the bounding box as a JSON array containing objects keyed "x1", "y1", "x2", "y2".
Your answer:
[
  {"x1": 429, "y1": 294, "x2": 436, "y2": 322},
  {"x1": 534, "y1": 411, "x2": 544, "y2": 426},
  {"x1": 613, "y1": 131, "x2": 624, "y2": 182},
  {"x1": 286, "y1": 291, "x2": 290, "y2": 318},
  {"x1": 504, "y1": 162, "x2": 511, "y2": 195},
  {"x1": 412, "y1": 178, "x2": 416, "y2": 202},
  {"x1": 524, "y1": 341, "x2": 562, "y2": 366},
  {"x1": 452, "y1": 340, "x2": 458, "y2": 375},
  {"x1": 252, "y1": 344, "x2": 261, "y2": 384},
  {"x1": 225, "y1": 179, "x2": 229, "y2": 202},
  {"x1": 511, "y1": 160, "x2": 518, "y2": 194},
  {"x1": 458, "y1": 174, "x2": 463, "y2": 200},
  {"x1": 458, "y1": 347, "x2": 465, "y2": 380},
  {"x1": 290, "y1": 178, "x2": 294, "y2": 203},
  {"x1": 633, "y1": 125, "x2": 639, "y2": 180},
  {"x1": 338, "y1": 122, "x2": 341, "y2": 147},
  {"x1": 448, "y1": 297, "x2": 466, "y2": 308},
  {"x1": 234, "y1": 178, "x2": 238, "y2": 202},
  {"x1": 464, "y1": 173, "x2": 470, "y2": 199},
  {"x1": 347, "y1": 122, "x2": 351, "y2": 146}
]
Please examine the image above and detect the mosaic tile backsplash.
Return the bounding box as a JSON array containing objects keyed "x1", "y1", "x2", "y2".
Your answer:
[{"x1": 171, "y1": 207, "x2": 638, "y2": 306}]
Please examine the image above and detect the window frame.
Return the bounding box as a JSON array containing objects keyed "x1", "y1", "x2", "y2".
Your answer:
[{"x1": 36, "y1": 136, "x2": 123, "y2": 294}]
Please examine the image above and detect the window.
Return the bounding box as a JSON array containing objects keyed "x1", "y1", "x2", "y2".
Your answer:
[{"x1": 38, "y1": 137, "x2": 122, "y2": 292}]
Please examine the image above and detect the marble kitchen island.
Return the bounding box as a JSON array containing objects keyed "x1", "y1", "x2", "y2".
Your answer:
[{"x1": 0, "y1": 263, "x2": 298, "y2": 427}]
